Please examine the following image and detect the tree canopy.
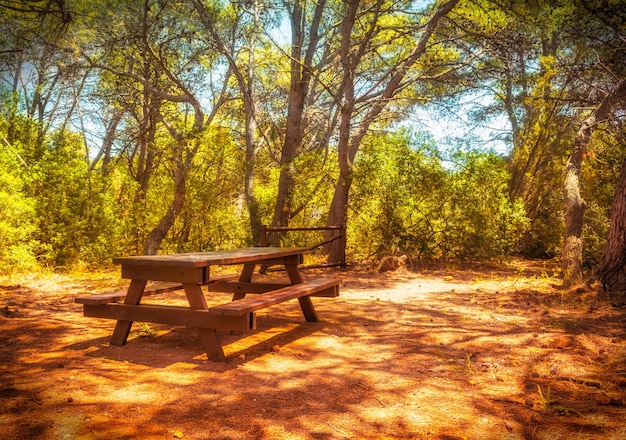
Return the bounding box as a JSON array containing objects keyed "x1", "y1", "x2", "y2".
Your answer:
[{"x1": 1, "y1": 0, "x2": 625, "y2": 287}]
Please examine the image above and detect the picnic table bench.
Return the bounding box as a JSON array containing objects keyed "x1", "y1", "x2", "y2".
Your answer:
[
  {"x1": 75, "y1": 247, "x2": 340, "y2": 361},
  {"x1": 75, "y1": 275, "x2": 239, "y2": 305}
]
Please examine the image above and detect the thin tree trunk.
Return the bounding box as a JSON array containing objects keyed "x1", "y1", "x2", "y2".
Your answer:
[
  {"x1": 268, "y1": 0, "x2": 326, "y2": 244},
  {"x1": 562, "y1": 79, "x2": 626, "y2": 287},
  {"x1": 192, "y1": 0, "x2": 262, "y2": 244},
  {"x1": 144, "y1": 163, "x2": 187, "y2": 255},
  {"x1": 562, "y1": 140, "x2": 587, "y2": 287},
  {"x1": 323, "y1": 0, "x2": 459, "y2": 260},
  {"x1": 244, "y1": 109, "x2": 261, "y2": 244},
  {"x1": 90, "y1": 110, "x2": 123, "y2": 172}
]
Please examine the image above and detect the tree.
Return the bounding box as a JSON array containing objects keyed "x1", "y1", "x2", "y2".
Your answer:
[
  {"x1": 0, "y1": 109, "x2": 38, "y2": 272},
  {"x1": 559, "y1": 0, "x2": 626, "y2": 286},
  {"x1": 597, "y1": 158, "x2": 626, "y2": 292},
  {"x1": 568, "y1": 80, "x2": 626, "y2": 288},
  {"x1": 324, "y1": 0, "x2": 461, "y2": 261},
  {"x1": 435, "y1": 0, "x2": 578, "y2": 257},
  {"x1": 434, "y1": 0, "x2": 626, "y2": 277},
  {"x1": 0, "y1": 0, "x2": 82, "y2": 150},
  {"x1": 269, "y1": 0, "x2": 333, "y2": 236},
  {"x1": 191, "y1": 0, "x2": 275, "y2": 245},
  {"x1": 349, "y1": 129, "x2": 528, "y2": 261},
  {"x1": 83, "y1": 0, "x2": 231, "y2": 254},
  {"x1": 0, "y1": 1, "x2": 122, "y2": 268}
]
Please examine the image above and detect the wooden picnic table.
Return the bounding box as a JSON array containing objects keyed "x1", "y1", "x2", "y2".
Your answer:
[{"x1": 76, "y1": 247, "x2": 340, "y2": 361}]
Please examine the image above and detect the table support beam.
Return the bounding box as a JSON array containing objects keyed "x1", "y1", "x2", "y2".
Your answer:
[
  {"x1": 183, "y1": 283, "x2": 225, "y2": 362},
  {"x1": 110, "y1": 279, "x2": 147, "y2": 346},
  {"x1": 232, "y1": 263, "x2": 256, "y2": 300}
]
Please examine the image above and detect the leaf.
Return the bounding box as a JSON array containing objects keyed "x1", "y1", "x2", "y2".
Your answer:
[{"x1": 173, "y1": 430, "x2": 184, "y2": 438}]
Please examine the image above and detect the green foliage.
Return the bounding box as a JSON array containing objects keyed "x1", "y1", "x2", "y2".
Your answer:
[
  {"x1": 442, "y1": 149, "x2": 530, "y2": 260},
  {"x1": 290, "y1": 149, "x2": 337, "y2": 224},
  {"x1": 165, "y1": 127, "x2": 250, "y2": 252},
  {"x1": 254, "y1": 147, "x2": 338, "y2": 240},
  {"x1": 447, "y1": 0, "x2": 626, "y2": 262},
  {"x1": 0, "y1": 101, "x2": 39, "y2": 273},
  {"x1": 28, "y1": 131, "x2": 122, "y2": 268},
  {"x1": 0, "y1": 0, "x2": 623, "y2": 273},
  {"x1": 350, "y1": 130, "x2": 529, "y2": 262},
  {"x1": 350, "y1": 130, "x2": 446, "y2": 259},
  {"x1": 580, "y1": 129, "x2": 626, "y2": 266},
  {"x1": 0, "y1": 140, "x2": 38, "y2": 273}
]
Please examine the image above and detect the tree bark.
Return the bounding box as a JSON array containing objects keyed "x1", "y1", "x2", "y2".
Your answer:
[
  {"x1": 143, "y1": 163, "x2": 187, "y2": 255},
  {"x1": 268, "y1": 0, "x2": 326, "y2": 244},
  {"x1": 562, "y1": 79, "x2": 626, "y2": 287},
  {"x1": 597, "y1": 158, "x2": 626, "y2": 291},
  {"x1": 562, "y1": 140, "x2": 587, "y2": 287}
]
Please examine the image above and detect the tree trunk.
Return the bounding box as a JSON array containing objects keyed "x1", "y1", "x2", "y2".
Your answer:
[
  {"x1": 322, "y1": 0, "x2": 358, "y2": 261},
  {"x1": 268, "y1": 0, "x2": 326, "y2": 244},
  {"x1": 90, "y1": 110, "x2": 123, "y2": 172},
  {"x1": 325, "y1": 172, "x2": 350, "y2": 263},
  {"x1": 562, "y1": 79, "x2": 626, "y2": 287},
  {"x1": 130, "y1": 93, "x2": 159, "y2": 253},
  {"x1": 243, "y1": 112, "x2": 262, "y2": 245},
  {"x1": 192, "y1": 0, "x2": 262, "y2": 244},
  {"x1": 562, "y1": 144, "x2": 586, "y2": 287},
  {"x1": 323, "y1": 0, "x2": 459, "y2": 260},
  {"x1": 269, "y1": 45, "x2": 305, "y2": 236},
  {"x1": 597, "y1": 159, "x2": 626, "y2": 291},
  {"x1": 143, "y1": 163, "x2": 187, "y2": 255}
]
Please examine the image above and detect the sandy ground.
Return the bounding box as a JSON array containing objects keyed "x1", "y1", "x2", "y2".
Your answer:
[{"x1": 1, "y1": 260, "x2": 625, "y2": 439}]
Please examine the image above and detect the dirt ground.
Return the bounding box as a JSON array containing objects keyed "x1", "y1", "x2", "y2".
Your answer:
[{"x1": 1, "y1": 260, "x2": 625, "y2": 440}]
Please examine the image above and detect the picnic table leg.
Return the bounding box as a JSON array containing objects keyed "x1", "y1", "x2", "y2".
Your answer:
[
  {"x1": 110, "y1": 279, "x2": 147, "y2": 346},
  {"x1": 232, "y1": 263, "x2": 256, "y2": 301},
  {"x1": 284, "y1": 258, "x2": 303, "y2": 284},
  {"x1": 284, "y1": 256, "x2": 319, "y2": 322},
  {"x1": 297, "y1": 296, "x2": 319, "y2": 322},
  {"x1": 183, "y1": 283, "x2": 226, "y2": 362}
]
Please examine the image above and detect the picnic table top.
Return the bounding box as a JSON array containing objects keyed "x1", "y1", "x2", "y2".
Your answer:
[{"x1": 112, "y1": 246, "x2": 309, "y2": 268}]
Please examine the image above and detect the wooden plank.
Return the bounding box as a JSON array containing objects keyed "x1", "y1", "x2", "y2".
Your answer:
[
  {"x1": 209, "y1": 281, "x2": 291, "y2": 294},
  {"x1": 83, "y1": 303, "x2": 253, "y2": 331},
  {"x1": 75, "y1": 283, "x2": 185, "y2": 305},
  {"x1": 208, "y1": 274, "x2": 239, "y2": 282},
  {"x1": 199, "y1": 328, "x2": 226, "y2": 362},
  {"x1": 208, "y1": 280, "x2": 339, "y2": 296},
  {"x1": 113, "y1": 247, "x2": 308, "y2": 268},
  {"x1": 75, "y1": 274, "x2": 240, "y2": 305},
  {"x1": 298, "y1": 296, "x2": 319, "y2": 322},
  {"x1": 75, "y1": 291, "x2": 125, "y2": 305},
  {"x1": 146, "y1": 282, "x2": 183, "y2": 295},
  {"x1": 144, "y1": 275, "x2": 238, "y2": 293},
  {"x1": 233, "y1": 263, "x2": 257, "y2": 300},
  {"x1": 121, "y1": 265, "x2": 206, "y2": 283},
  {"x1": 209, "y1": 278, "x2": 340, "y2": 317},
  {"x1": 285, "y1": 261, "x2": 304, "y2": 284},
  {"x1": 263, "y1": 226, "x2": 342, "y2": 232},
  {"x1": 257, "y1": 254, "x2": 304, "y2": 267},
  {"x1": 183, "y1": 283, "x2": 223, "y2": 361}
]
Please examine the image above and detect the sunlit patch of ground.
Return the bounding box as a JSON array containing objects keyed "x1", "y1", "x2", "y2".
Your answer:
[{"x1": 1, "y1": 261, "x2": 625, "y2": 439}]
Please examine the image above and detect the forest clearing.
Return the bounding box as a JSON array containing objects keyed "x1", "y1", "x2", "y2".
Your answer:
[
  {"x1": 2, "y1": 1, "x2": 626, "y2": 438},
  {"x1": 1, "y1": 261, "x2": 625, "y2": 439}
]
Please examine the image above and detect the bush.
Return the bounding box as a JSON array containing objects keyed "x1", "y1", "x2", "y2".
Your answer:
[
  {"x1": 349, "y1": 131, "x2": 529, "y2": 262},
  {"x1": 0, "y1": 141, "x2": 38, "y2": 273}
]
